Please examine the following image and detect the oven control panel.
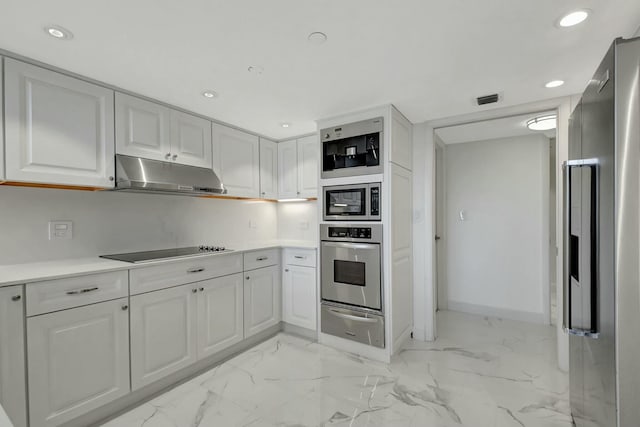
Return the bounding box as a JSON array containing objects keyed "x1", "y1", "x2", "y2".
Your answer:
[{"x1": 328, "y1": 227, "x2": 372, "y2": 239}]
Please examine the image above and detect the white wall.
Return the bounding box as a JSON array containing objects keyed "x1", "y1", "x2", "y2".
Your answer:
[
  {"x1": 444, "y1": 134, "x2": 549, "y2": 323},
  {"x1": 277, "y1": 201, "x2": 318, "y2": 242},
  {"x1": 0, "y1": 186, "x2": 279, "y2": 265}
]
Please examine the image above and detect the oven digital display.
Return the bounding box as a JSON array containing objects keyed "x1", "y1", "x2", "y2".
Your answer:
[{"x1": 334, "y1": 260, "x2": 366, "y2": 286}]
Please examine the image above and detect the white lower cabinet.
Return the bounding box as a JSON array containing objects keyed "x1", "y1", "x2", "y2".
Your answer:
[
  {"x1": 130, "y1": 285, "x2": 198, "y2": 390},
  {"x1": 27, "y1": 298, "x2": 130, "y2": 427},
  {"x1": 0, "y1": 286, "x2": 27, "y2": 427},
  {"x1": 244, "y1": 265, "x2": 281, "y2": 338},
  {"x1": 283, "y1": 265, "x2": 317, "y2": 330},
  {"x1": 197, "y1": 274, "x2": 244, "y2": 359}
]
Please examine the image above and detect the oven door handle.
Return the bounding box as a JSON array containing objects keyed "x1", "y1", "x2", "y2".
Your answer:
[
  {"x1": 322, "y1": 241, "x2": 379, "y2": 250},
  {"x1": 329, "y1": 309, "x2": 378, "y2": 323}
]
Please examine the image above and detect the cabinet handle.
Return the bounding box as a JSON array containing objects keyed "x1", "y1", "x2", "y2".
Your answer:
[
  {"x1": 285, "y1": 269, "x2": 289, "y2": 272},
  {"x1": 261, "y1": 192, "x2": 266, "y2": 195},
  {"x1": 66, "y1": 287, "x2": 99, "y2": 295},
  {"x1": 294, "y1": 255, "x2": 305, "y2": 259},
  {"x1": 121, "y1": 305, "x2": 128, "y2": 311},
  {"x1": 187, "y1": 267, "x2": 205, "y2": 273},
  {"x1": 297, "y1": 191, "x2": 301, "y2": 195},
  {"x1": 11, "y1": 295, "x2": 21, "y2": 302},
  {"x1": 109, "y1": 176, "x2": 114, "y2": 181},
  {"x1": 165, "y1": 153, "x2": 171, "y2": 159},
  {"x1": 199, "y1": 287, "x2": 204, "y2": 292},
  {"x1": 256, "y1": 256, "x2": 268, "y2": 261},
  {"x1": 246, "y1": 276, "x2": 250, "y2": 280},
  {"x1": 192, "y1": 288, "x2": 198, "y2": 293},
  {"x1": 172, "y1": 154, "x2": 178, "y2": 160}
]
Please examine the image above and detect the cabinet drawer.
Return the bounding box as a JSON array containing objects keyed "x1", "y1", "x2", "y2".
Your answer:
[
  {"x1": 321, "y1": 304, "x2": 384, "y2": 348},
  {"x1": 243, "y1": 249, "x2": 280, "y2": 271},
  {"x1": 284, "y1": 248, "x2": 316, "y2": 267},
  {"x1": 130, "y1": 253, "x2": 243, "y2": 295},
  {"x1": 26, "y1": 271, "x2": 128, "y2": 317}
]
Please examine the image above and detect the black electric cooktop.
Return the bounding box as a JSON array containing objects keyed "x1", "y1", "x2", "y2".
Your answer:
[{"x1": 100, "y1": 246, "x2": 232, "y2": 263}]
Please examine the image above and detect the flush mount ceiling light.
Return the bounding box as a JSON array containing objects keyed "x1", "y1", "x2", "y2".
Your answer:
[
  {"x1": 280, "y1": 122, "x2": 291, "y2": 128},
  {"x1": 202, "y1": 90, "x2": 218, "y2": 99},
  {"x1": 44, "y1": 25, "x2": 73, "y2": 40},
  {"x1": 527, "y1": 115, "x2": 557, "y2": 131},
  {"x1": 545, "y1": 80, "x2": 565, "y2": 88},
  {"x1": 248, "y1": 65, "x2": 264, "y2": 74},
  {"x1": 558, "y1": 10, "x2": 590, "y2": 27},
  {"x1": 308, "y1": 31, "x2": 327, "y2": 44}
]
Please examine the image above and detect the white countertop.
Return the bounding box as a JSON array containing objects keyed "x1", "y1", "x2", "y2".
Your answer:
[{"x1": 0, "y1": 241, "x2": 317, "y2": 288}]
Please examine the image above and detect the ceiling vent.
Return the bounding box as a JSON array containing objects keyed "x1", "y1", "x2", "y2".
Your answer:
[{"x1": 476, "y1": 93, "x2": 500, "y2": 106}]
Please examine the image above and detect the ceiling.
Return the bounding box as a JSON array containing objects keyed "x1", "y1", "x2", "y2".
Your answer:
[
  {"x1": 435, "y1": 111, "x2": 557, "y2": 145},
  {"x1": 1, "y1": 1, "x2": 639, "y2": 140}
]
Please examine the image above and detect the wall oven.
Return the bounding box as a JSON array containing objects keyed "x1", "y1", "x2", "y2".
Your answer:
[
  {"x1": 321, "y1": 117, "x2": 383, "y2": 179},
  {"x1": 320, "y1": 224, "x2": 384, "y2": 347},
  {"x1": 323, "y1": 183, "x2": 381, "y2": 221}
]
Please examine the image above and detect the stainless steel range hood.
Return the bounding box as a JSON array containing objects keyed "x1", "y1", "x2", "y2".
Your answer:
[{"x1": 113, "y1": 155, "x2": 226, "y2": 196}]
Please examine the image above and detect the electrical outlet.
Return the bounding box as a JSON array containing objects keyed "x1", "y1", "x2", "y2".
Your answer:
[{"x1": 49, "y1": 221, "x2": 73, "y2": 240}]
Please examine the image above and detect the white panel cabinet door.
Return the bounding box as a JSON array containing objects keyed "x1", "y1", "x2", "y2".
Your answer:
[
  {"x1": 197, "y1": 274, "x2": 244, "y2": 359},
  {"x1": 283, "y1": 265, "x2": 317, "y2": 331},
  {"x1": 244, "y1": 265, "x2": 281, "y2": 338},
  {"x1": 169, "y1": 110, "x2": 212, "y2": 168},
  {"x1": 277, "y1": 139, "x2": 298, "y2": 199},
  {"x1": 0, "y1": 286, "x2": 27, "y2": 427},
  {"x1": 212, "y1": 124, "x2": 260, "y2": 198},
  {"x1": 390, "y1": 110, "x2": 413, "y2": 171},
  {"x1": 4, "y1": 59, "x2": 115, "y2": 187},
  {"x1": 296, "y1": 135, "x2": 319, "y2": 198},
  {"x1": 0, "y1": 59, "x2": 4, "y2": 181},
  {"x1": 115, "y1": 92, "x2": 171, "y2": 162},
  {"x1": 130, "y1": 284, "x2": 198, "y2": 390},
  {"x1": 27, "y1": 298, "x2": 130, "y2": 427},
  {"x1": 259, "y1": 137, "x2": 278, "y2": 199}
]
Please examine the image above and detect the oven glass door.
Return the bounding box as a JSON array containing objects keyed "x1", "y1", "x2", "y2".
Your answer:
[
  {"x1": 321, "y1": 241, "x2": 381, "y2": 310},
  {"x1": 325, "y1": 188, "x2": 367, "y2": 218}
]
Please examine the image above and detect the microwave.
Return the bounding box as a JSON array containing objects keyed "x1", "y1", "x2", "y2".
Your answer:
[
  {"x1": 323, "y1": 183, "x2": 381, "y2": 221},
  {"x1": 321, "y1": 117, "x2": 383, "y2": 179}
]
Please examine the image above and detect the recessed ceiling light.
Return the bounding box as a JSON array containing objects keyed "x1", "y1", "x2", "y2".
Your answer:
[
  {"x1": 280, "y1": 123, "x2": 291, "y2": 128},
  {"x1": 527, "y1": 115, "x2": 557, "y2": 131},
  {"x1": 248, "y1": 65, "x2": 264, "y2": 74},
  {"x1": 308, "y1": 32, "x2": 327, "y2": 44},
  {"x1": 45, "y1": 25, "x2": 73, "y2": 40},
  {"x1": 558, "y1": 10, "x2": 590, "y2": 27},
  {"x1": 545, "y1": 80, "x2": 565, "y2": 88},
  {"x1": 202, "y1": 90, "x2": 218, "y2": 99}
]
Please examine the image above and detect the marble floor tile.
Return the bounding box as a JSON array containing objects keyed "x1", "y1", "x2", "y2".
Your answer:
[{"x1": 103, "y1": 310, "x2": 571, "y2": 427}]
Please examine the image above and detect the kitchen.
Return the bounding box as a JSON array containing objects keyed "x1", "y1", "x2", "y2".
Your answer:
[{"x1": 1, "y1": 1, "x2": 639, "y2": 427}]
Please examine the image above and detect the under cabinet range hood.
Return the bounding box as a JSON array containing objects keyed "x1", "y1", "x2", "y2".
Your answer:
[{"x1": 113, "y1": 155, "x2": 226, "y2": 196}]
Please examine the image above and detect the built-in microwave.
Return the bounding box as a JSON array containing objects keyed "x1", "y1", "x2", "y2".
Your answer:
[
  {"x1": 321, "y1": 117, "x2": 383, "y2": 179},
  {"x1": 323, "y1": 183, "x2": 381, "y2": 221}
]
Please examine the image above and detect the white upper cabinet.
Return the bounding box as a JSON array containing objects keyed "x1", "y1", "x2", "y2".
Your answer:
[
  {"x1": 115, "y1": 93, "x2": 171, "y2": 162},
  {"x1": 4, "y1": 59, "x2": 115, "y2": 187},
  {"x1": 116, "y1": 93, "x2": 212, "y2": 168},
  {"x1": 390, "y1": 109, "x2": 413, "y2": 171},
  {"x1": 0, "y1": 59, "x2": 4, "y2": 182},
  {"x1": 296, "y1": 135, "x2": 319, "y2": 198},
  {"x1": 169, "y1": 110, "x2": 212, "y2": 168},
  {"x1": 27, "y1": 298, "x2": 130, "y2": 427},
  {"x1": 278, "y1": 136, "x2": 318, "y2": 199},
  {"x1": 212, "y1": 124, "x2": 260, "y2": 198},
  {"x1": 0, "y1": 286, "x2": 27, "y2": 427},
  {"x1": 259, "y1": 137, "x2": 278, "y2": 199},
  {"x1": 277, "y1": 139, "x2": 298, "y2": 199}
]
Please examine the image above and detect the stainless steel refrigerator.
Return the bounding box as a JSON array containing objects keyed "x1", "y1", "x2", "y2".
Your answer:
[{"x1": 564, "y1": 36, "x2": 640, "y2": 427}]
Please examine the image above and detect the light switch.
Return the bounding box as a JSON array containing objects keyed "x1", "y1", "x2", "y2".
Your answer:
[{"x1": 49, "y1": 221, "x2": 73, "y2": 240}]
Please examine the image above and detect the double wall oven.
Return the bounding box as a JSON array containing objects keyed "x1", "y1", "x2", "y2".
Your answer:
[{"x1": 320, "y1": 224, "x2": 384, "y2": 348}]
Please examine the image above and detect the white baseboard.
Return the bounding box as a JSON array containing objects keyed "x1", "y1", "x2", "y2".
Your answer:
[{"x1": 448, "y1": 300, "x2": 546, "y2": 324}]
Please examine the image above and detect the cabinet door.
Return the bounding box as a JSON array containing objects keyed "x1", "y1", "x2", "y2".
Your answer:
[
  {"x1": 277, "y1": 139, "x2": 298, "y2": 199},
  {"x1": 297, "y1": 135, "x2": 318, "y2": 198},
  {"x1": 115, "y1": 92, "x2": 171, "y2": 162},
  {"x1": 27, "y1": 298, "x2": 130, "y2": 427},
  {"x1": 0, "y1": 59, "x2": 4, "y2": 181},
  {"x1": 130, "y1": 285, "x2": 197, "y2": 390},
  {"x1": 4, "y1": 59, "x2": 115, "y2": 187},
  {"x1": 390, "y1": 109, "x2": 413, "y2": 171},
  {"x1": 259, "y1": 137, "x2": 278, "y2": 199},
  {"x1": 244, "y1": 265, "x2": 281, "y2": 338},
  {"x1": 0, "y1": 286, "x2": 27, "y2": 427},
  {"x1": 212, "y1": 124, "x2": 260, "y2": 198},
  {"x1": 169, "y1": 110, "x2": 212, "y2": 168},
  {"x1": 197, "y1": 274, "x2": 244, "y2": 359},
  {"x1": 283, "y1": 265, "x2": 317, "y2": 331}
]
